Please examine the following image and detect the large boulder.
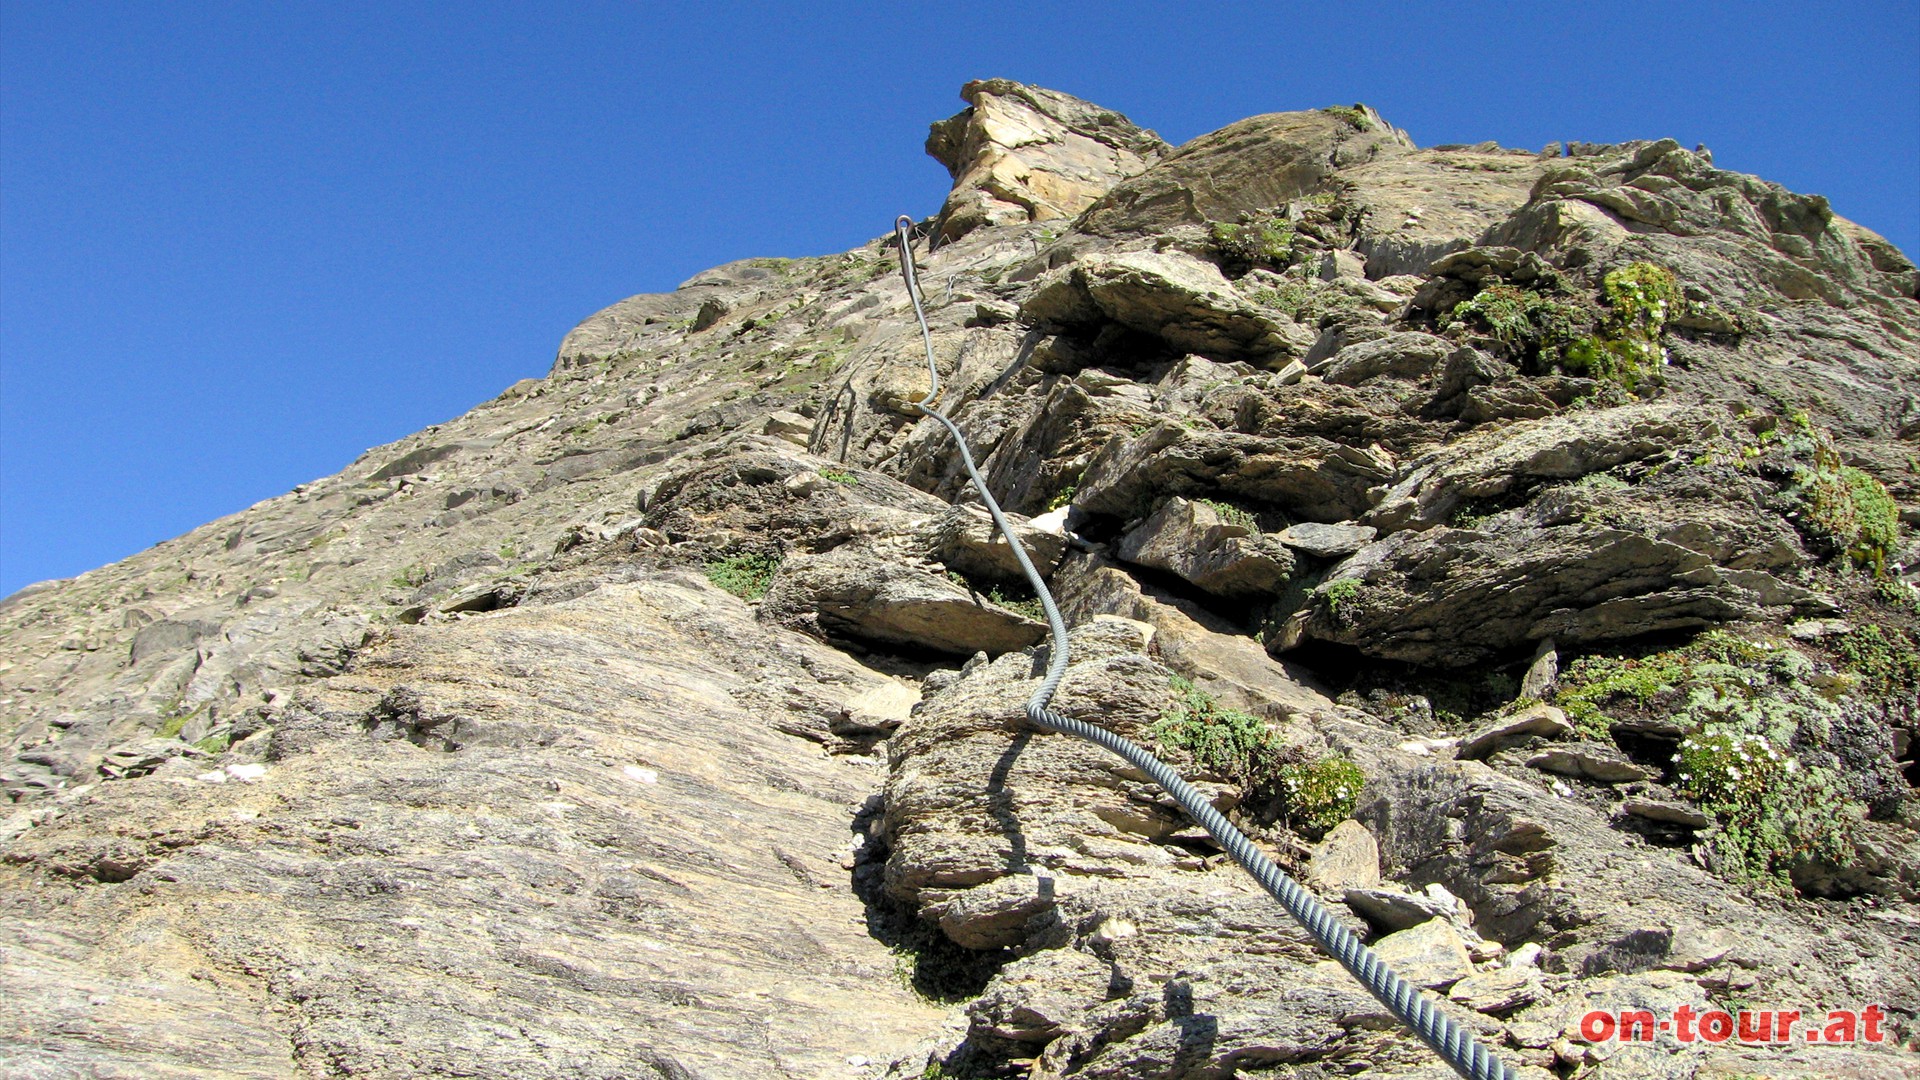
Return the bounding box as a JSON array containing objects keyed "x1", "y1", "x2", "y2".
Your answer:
[
  {"x1": 1113, "y1": 496, "x2": 1296, "y2": 595},
  {"x1": 1364, "y1": 402, "x2": 1727, "y2": 533},
  {"x1": 1076, "y1": 422, "x2": 1397, "y2": 525},
  {"x1": 1302, "y1": 522, "x2": 1817, "y2": 666},
  {"x1": 879, "y1": 620, "x2": 1191, "y2": 937},
  {"x1": 922, "y1": 504, "x2": 1068, "y2": 584},
  {"x1": 760, "y1": 544, "x2": 1046, "y2": 656},
  {"x1": 1021, "y1": 250, "x2": 1314, "y2": 365}
]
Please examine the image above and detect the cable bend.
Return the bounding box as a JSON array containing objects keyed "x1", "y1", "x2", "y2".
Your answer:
[{"x1": 890, "y1": 216, "x2": 1511, "y2": 1080}]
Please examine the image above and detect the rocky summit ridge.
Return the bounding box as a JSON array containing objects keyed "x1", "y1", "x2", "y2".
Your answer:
[{"x1": 4, "y1": 79, "x2": 1919, "y2": 1079}]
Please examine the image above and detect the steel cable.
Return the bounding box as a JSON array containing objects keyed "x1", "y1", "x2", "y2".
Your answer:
[{"x1": 892, "y1": 215, "x2": 1513, "y2": 1080}]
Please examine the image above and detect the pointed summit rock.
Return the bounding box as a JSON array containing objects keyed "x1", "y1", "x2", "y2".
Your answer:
[{"x1": 926, "y1": 78, "x2": 1166, "y2": 243}]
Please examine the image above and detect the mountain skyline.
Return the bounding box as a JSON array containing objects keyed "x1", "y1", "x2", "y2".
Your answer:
[{"x1": 3, "y1": 2, "x2": 1916, "y2": 596}]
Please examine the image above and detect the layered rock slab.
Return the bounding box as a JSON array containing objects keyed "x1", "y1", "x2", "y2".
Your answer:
[{"x1": 3, "y1": 576, "x2": 945, "y2": 1078}]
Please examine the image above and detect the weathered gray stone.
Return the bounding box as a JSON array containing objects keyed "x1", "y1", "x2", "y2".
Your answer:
[
  {"x1": 1113, "y1": 496, "x2": 1295, "y2": 595},
  {"x1": 1076, "y1": 423, "x2": 1397, "y2": 525},
  {"x1": 1021, "y1": 250, "x2": 1310, "y2": 364},
  {"x1": 4, "y1": 577, "x2": 948, "y2": 1076},
  {"x1": 1525, "y1": 745, "x2": 1654, "y2": 784},
  {"x1": 97, "y1": 738, "x2": 207, "y2": 781},
  {"x1": 761, "y1": 545, "x2": 1045, "y2": 656},
  {"x1": 760, "y1": 409, "x2": 813, "y2": 445},
  {"x1": 1079, "y1": 107, "x2": 1414, "y2": 238},
  {"x1": 1276, "y1": 521, "x2": 1376, "y2": 558},
  {"x1": 1518, "y1": 639, "x2": 1560, "y2": 701},
  {"x1": 1370, "y1": 918, "x2": 1474, "y2": 990},
  {"x1": 1304, "y1": 524, "x2": 1786, "y2": 666},
  {"x1": 924, "y1": 504, "x2": 1067, "y2": 583},
  {"x1": 1448, "y1": 967, "x2": 1548, "y2": 1015},
  {"x1": 1457, "y1": 704, "x2": 1574, "y2": 760},
  {"x1": 1619, "y1": 798, "x2": 1710, "y2": 829},
  {"x1": 1308, "y1": 819, "x2": 1381, "y2": 892},
  {"x1": 1051, "y1": 550, "x2": 1337, "y2": 727},
  {"x1": 1316, "y1": 331, "x2": 1456, "y2": 385},
  {"x1": 1343, "y1": 885, "x2": 1460, "y2": 933}
]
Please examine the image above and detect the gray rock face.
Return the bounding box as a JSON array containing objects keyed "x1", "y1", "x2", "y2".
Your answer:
[
  {"x1": 924, "y1": 504, "x2": 1067, "y2": 584},
  {"x1": 4, "y1": 577, "x2": 947, "y2": 1077},
  {"x1": 5, "y1": 82, "x2": 1918, "y2": 1080},
  {"x1": 1456, "y1": 704, "x2": 1574, "y2": 760},
  {"x1": 1524, "y1": 744, "x2": 1653, "y2": 784},
  {"x1": 1370, "y1": 918, "x2": 1475, "y2": 989}
]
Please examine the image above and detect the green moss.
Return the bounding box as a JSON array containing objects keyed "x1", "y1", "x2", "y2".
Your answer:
[
  {"x1": 303, "y1": 526, "x2": 347, "y2": 551},
  {"x1": 1441, "y1": 261, "x2": 1684, "y2": 392},
  {"x1": 985, "y1": 585, "x2": 1045, "y2": 622},
  {"x1": 1555, "y1": 630, "x2": 1804, "y2": 738},
  {"x1": 1152, "y1": 673, "x2": 1361, "y2": 837},
  {"x1": 1789, "y1": 433, "x2": 1900, "y2": 574},
  {"x1": 1322, "y1": 105, "x2": 1373, "y2": 131},
  {"x1": 1834, "y1": 624, "x2": 1920, "y2": 697},
  {"x1": 820, "y1": 468, "x2": 860, "y2": 486},
  {"x1": 565, "y1": 414, "x2": 614, "y2": 438},
  {"x1": 704, "y1": 553, "x2": 781, "y2": 600},
  {"x1": 156, "y1": 700, "x2": 210, "y2": 740},
  {"x1": 1559, "y1": 262, "x2": 1680, "y2": 391},
  {"x1": 1441, "y1": 282, "x2": 1599, "y2": 364},
  {"x1": 1674, "y1": 728, "x2": 1858, "y2": 889},
  {"x1": 1276, "y1": 756, "x2": 1364, "y2": 836},
  {"x1": 1153, "y1": 675, "x2": 1278, "y2": 788},
  {"x1": 1207, "y1": 210, "x2": 1299, "y2": 276},
  {"x1": 1558, "y1": 630, "x2": 1867, "y2": 889},
  {"x1": 1321, "y1": 578, "x2": 1361, "y2": 618},
  {"x1": 1574, "y1": 472, "x2": 1630, "y2": 492},
  {"x1": 193, "y1": 731, "x2": 232, "y2": 755},
  {"x1": 1250, "y1": 272, "x2": 1369, "y2": 328},
  {"x1": 1876, "y1": 576, "x2": 1920, "y2": 613},
  {"x1": 389, "y1": 563, "x2": 429, "y2": 589},
  {"x1": 1045, "y1": 484, "x2": 1077, "y2": 512},
  {"x1": 1196, "y1": 497, "x2": 1259, "y2": 531}
]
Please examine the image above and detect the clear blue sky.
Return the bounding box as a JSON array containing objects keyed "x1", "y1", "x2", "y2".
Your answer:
[{"x1": 3, "y1": 2, "x2": 1916, "y2": 597}]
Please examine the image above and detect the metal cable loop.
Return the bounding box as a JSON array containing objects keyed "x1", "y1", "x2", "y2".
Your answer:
[{"x1": 892, "y1": 216, "x2": 1512, "y2": 1080}]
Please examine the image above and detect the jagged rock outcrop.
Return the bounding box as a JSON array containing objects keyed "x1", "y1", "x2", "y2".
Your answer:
[
  {"x1": 5, "y1": 82, "x2": 1918, "y2": 1079},
  {"x1": 927, "y1": 79, "x2": 1166, "y2": 244}
]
